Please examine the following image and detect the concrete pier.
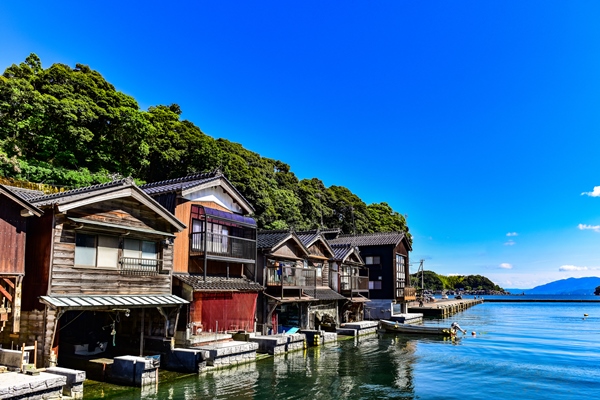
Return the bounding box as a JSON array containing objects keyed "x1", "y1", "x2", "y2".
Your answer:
[
  {"x1": 111, "y1": 355, "x2": 160, "y2": 387},
  {"x1": 45, "y1": 366, "x2": 86, "y2": 398},
  {"x1": 0, "y1": 371, "x2": 66, "y2": 399},
  {"x1": 338, "y1": 321, "x2": 379, "y2": 336},
  {"x1": 302, "y1": 330, "x2": 337, "y2": 346},
  {"x1": 249, "y1": 333, "x2": 306, "y2": 355},
  {"x1": 408, "y1": 298, "x2": 483, "y2": 317},
  {"x1": 195, "y1": 341, "x2": 258, "y2": 368}
]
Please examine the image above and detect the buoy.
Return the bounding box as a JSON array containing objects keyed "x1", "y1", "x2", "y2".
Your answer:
[{"x1": 471, "y1": 331, "x2": 476, "y2": 336}]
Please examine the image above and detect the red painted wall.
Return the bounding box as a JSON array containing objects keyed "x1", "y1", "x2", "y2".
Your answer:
[{"x1": 190, "y1": 292, "x2": 258, "y2": 333}]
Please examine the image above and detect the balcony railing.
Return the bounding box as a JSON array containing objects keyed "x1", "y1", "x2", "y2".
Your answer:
[
  {"x1": 266, "y1": 266, "x2": 316, "y2": 288},
  {"x1": 396, "y1": 286, "x2": 417, "y2": 301},
  {"x1": 339, "y1": 275, "x2": 369, "y2": 292},
  {"x1": 190, "y1": 232, "x2": 256, "y2": 261},
  {"x1": 119, "y1": 257, "x2": 163, "y2": 275}
]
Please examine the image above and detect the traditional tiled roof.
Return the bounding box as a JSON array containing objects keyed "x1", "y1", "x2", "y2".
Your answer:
[
  {"x1": 140, "y1": 170, "x2": 220, "y2": 195},
  {"x1": 0, "y1": 185, "x2": 44, "y2": 216},
  {"x1": 295, "y1": 230, "x2": 320, "y2": 247},
  {"x1": 7, "y1": 178, "x2": 185, "y2": 231},
  {"x1": 23, "y1": 178, "x2": 135, "y2": 207},
  {"x1": 257, "y1": 230, "x2": 294, "y2": 250},
  {"x1": 328, "y1": 232, "x2": 408, "y2": 247},
  {"x1": 3, "y1": 186, "x2": 45, "y2": 202},
  {"x1": 174, "y1": 274, "x2": 264, "y2": 292},
  {"x1": 311, "y1": 287, "x2": 348, "y2": 301},
  {"x1": 330, "y1": 243, "x2": 354, "y2": 261}
]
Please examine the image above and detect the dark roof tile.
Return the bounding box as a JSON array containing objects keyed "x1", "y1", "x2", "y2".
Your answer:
[
  {"x1": 328, "y1": 232, "x2": 407, "y2": 247},
  {"x1": 257, "y1": 230, "x2": 293, "y2": 249},
  {"x1": 174, "y1": 274, "x2": 264, "y2": 292}
]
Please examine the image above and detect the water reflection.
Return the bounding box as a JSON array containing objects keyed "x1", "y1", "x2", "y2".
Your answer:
[{"x1": 85, "y1": 336, "x2": 427, "y2": 400}]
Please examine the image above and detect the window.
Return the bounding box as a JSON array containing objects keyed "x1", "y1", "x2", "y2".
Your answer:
[
  {"x1": 365, "y1": 256, "x2": 381, "y2": 265},
  {"x1": 369, "y1": 281, "x2": 382, "y2": 290},
  {"x1": 396, "y1": 254, "x2": 406, "y2": 288},
  {"x1": 75, "y1": 234, "x2": 119, "y2": 269},
  {"x1": 123, "y1": 238, "x2": 158, "y2": 260}
]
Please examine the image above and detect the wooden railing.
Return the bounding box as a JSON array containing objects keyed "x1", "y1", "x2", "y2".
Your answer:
[
  {"x1": 396, "y1": 286, "x2": 417, "y2": 301},
  {"x1": 190, "y1": 232, "x2": 256, "y2": 261},
  {"x1": 266, "y1": 266, "x2": 316, "y2": 288},
  {"x1": 119, "y1": 257, "x2": 163, "y2": 275}
]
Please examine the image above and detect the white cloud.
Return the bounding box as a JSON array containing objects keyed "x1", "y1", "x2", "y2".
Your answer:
[
  {"x1": 499, "y1": 263, "x2": 513, "y2": 269},
  {"x1": 578, "y1": 224, "x2": 600, "y2": 232},
  {"x1": 506, "y1": 232, "x2": 518, "y2": 237},
  {"x1": 559, "y1": 265, "x2": 588, "y2": 271},
  {"x1": 559, "y1": 265, "x2": 600, "y2": 271},
  {"x1": 504, "y1": 240, "x2": 516, "y2": 246},
  {"x1": 581, "y1": 186, "x2": 600, "y2": 197}
]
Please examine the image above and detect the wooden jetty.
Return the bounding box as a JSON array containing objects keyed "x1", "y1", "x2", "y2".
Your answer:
[
  {"x1": 484, "y1": 298, "x2": 600, "y2": 303},
  {"x1": 408, "y1": 298, "x2": 483, "y2": 317}
]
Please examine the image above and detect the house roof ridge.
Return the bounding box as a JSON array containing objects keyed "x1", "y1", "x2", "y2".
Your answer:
[
  {"x1": 139, "y1": 170, "x2": 220, "y2": 189},
  {"x1": 28, "y1": 177, "x2": 133, "y2": 204},
  {"x1": 338, "y1": 231, "x2": 404, "y2": 237}
]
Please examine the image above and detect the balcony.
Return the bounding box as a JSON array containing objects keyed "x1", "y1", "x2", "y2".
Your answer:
[
  {"x1": 339, "y1": 275, "x2": 369, "y2": 293},
  {"x1": 190, "y1": 232, "x2": 256, "y2": 262},
  {"x1": 266, "y1": 266, "x2": 317, "y2": 288},
  {"x1": 396, "y1": 286, "x2": 417, "y2": 301},
  {"x1": 119, "y1": 257, "x2": 163, "y2": 275}
]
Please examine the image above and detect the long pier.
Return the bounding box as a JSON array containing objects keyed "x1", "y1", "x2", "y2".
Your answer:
[
  {"x1": 408, "y1": 298, "x2": 483, "y2": 317},
  {"x1": 484, "y1": 298, "x2": 600, "y2": 303}
]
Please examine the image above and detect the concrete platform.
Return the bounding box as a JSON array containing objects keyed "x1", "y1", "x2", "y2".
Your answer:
[
  {"x1": 195, "y1": 340, "x2": 258, "y2": 368},
  {"x1": 249, "y1": 333, "x2": 306, "y2": 355},
  {"x1": 0, "y1": 371, "x2": 66, "y2": 399},
  {"x1": 389, "y1": 313, "x2": 423, "y2": 324},
  {"x1": 338, "y1": 321, "x2": 379, "y2": 336},
  {"x1": 302, "y1": 330, "x2": 337, "y2": 346}
]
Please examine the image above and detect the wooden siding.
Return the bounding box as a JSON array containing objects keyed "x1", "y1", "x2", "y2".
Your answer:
[
  {"x1": 69, "y1": 197, "x2": 175, "y2": 234},
  {"x1": 173, "y1": 201, "x2": 193, "y2": 273},
  {"x1": 0, "y1": 194, "x2": 27, "y2": 275},
  {"x1": 48, "y1": 208, "x2": 173, "y2": 296},
  {"x1": 270, "y1": 242, "x2": 303, "y2": 260},
  {"x1": 22, "y1": 213, "x2": 54, "y2": 311}
]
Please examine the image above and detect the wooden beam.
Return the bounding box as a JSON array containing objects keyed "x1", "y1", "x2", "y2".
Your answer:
[
  {"x1": 0, "y1": 285, "x2": 12, "y2": 303},
  {"x1": 2, "y1": 278, "x2": 15, "y2": 289}
]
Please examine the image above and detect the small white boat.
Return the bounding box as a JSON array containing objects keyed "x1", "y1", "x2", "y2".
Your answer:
[
  {"x1": 378, "y1": 320, "x2": 455, "y2": 336},
  {"x1": 442, "y1": 294, "x2": 449, "y2": 299}
]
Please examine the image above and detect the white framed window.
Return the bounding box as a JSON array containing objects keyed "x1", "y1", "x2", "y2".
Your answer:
[
  {"x1": 75, "y1": 233, "x2": 119, "y2": 269},
  {"x1": 123, "y1": 238, "x2": 158, "y2": 260}
]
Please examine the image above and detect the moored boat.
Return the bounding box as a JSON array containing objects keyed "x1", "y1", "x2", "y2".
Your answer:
[{"x1": 378, "y1": 320, "x2": 455, "y2": 336}]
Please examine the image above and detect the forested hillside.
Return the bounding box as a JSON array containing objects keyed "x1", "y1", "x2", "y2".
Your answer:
[
  {"x1": 0, "y1": 54, "x2": 410, "y2": 237},
  {"x1": 411, "y1": 270, "x2": 505, "y2": 292}
]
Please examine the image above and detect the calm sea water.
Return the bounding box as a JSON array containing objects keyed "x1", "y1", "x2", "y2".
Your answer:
[{"x1": 85, "y1": 298, "x2": 600, "y2": 399}]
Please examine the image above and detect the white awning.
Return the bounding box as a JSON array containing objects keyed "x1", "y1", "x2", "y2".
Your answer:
[{"x1": 40, "y1": 294, "x2": 188, "y2": 310}]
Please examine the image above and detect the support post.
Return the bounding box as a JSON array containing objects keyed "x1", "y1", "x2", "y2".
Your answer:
[
  {"x1": 12, "y1": 276, "x2": 22, "y2": 333},
  {"x1": 140, "y1": 308, "x2": 145, "y2": 357}
]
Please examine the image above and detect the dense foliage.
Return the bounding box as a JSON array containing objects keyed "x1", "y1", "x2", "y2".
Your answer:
[
  {"x1": 595, "y1": 286, "x2": 600, "y2": 296},
  {"x1": 410, "y1": 270, "x2": 504, "y2": 292},
  {"x1": 0, "y1": 54, "x2": 410, "y2": 239}
]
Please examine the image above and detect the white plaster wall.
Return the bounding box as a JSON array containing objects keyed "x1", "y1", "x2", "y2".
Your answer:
[{"x1": 183, "y1": 186, "x2": 244, "y2": 213}]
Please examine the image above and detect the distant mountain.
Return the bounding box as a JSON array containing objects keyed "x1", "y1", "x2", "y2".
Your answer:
[{"x1": 507, "y1": 276, "x2": 600, "y2": 295}]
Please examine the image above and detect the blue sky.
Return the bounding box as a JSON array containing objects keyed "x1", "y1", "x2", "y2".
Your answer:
[{"x1": 2, "y1": 1, "x2": 600, "y2": 288}]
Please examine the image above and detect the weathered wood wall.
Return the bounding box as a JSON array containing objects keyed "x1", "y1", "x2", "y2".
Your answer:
[
  {"x1": 173, "y1": 201, "x2": 192, "y2": 273},
  {"x1": 0, "y1": 194, "x2": 27, "y2": 275},
  {"x1": 22, "y1": 213, "x2": 53, "y2": 311},
  {"x1": 50, "y1": 212, "x2": 173, "y2": 296}
]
